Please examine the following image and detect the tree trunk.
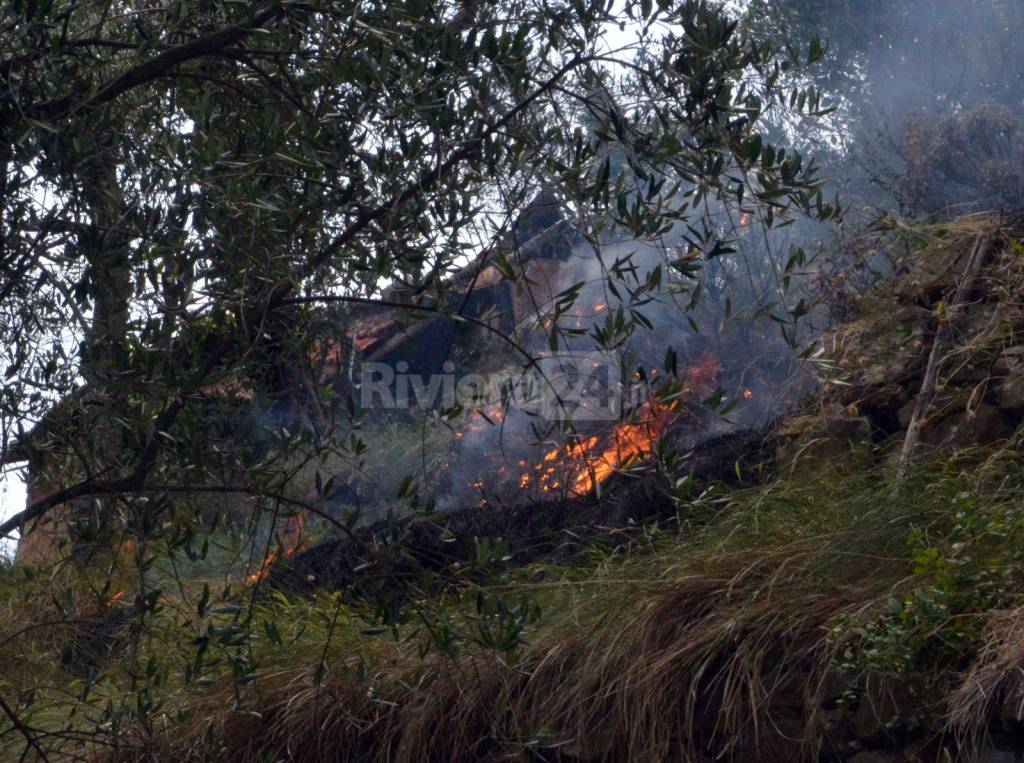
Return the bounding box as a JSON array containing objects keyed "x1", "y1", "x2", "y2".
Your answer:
[{"x1": 71, "y1": 131, "x2": 132, "y2": 559}]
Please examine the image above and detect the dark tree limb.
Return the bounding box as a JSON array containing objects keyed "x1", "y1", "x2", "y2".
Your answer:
[
  {"x1": 18, "y1": 5, "x2": 285, "y2": 125},
  {"x1": 0, "y1": 694, "x2": 49, "y2": 763}
]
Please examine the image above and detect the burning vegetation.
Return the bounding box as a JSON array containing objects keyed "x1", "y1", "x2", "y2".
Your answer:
[
  {"x1": 519, "y1": 403, "x2": 665, "y2": 496},
  {"x1": 447, "y1": 352, "x2": 723, "y2": 505},
  {"x1": 247, "y1": 515, "x2": 306, "y2": 586}
]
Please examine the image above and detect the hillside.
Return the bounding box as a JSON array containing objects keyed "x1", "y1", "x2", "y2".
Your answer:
[
  {"x1": 5, "y1": 0, "x2": 1024, "y2": 759},
  {"x1": 2, "y1": 214, "x2": 1023, "y2": 761}
]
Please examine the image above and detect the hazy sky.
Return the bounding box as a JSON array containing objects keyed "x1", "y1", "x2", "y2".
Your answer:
[{"x1": 0, "y1": 467, "x2": 24, "y2": 557}]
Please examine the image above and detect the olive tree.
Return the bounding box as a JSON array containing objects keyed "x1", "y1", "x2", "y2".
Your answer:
[
  {"x1": 0, "y1": 2, "x2": 839, "y2": 751},
  {"x1": 0, "y1": 0, "x2": 830, "y2": 543}
]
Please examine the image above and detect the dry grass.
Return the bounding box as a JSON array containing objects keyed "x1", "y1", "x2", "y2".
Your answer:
[
  {"x1": 1, "y1": 443, "x2": 1012, "y2": 761},
  {"x1": 9, "y1": 310, "x2": 1024, "y2": 762},
  {"x1": 85, "y1": 439, "x2": 1024, "y2": 763},
  {"x1": 98, "y1": 547, "x2": 901, "y2": 762},
  {"x1": 948, "y1": 606, "x2": 1024, "y2": 749},
  {"x1": 6, "y1": 214, "x2": 1024, "y2": 761}
]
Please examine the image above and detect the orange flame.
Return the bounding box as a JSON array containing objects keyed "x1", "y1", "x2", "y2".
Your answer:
[
  {"x1": 516, "y1": 352, "x2": 720, "y2": 496},
  {"x1": 516, "y1": 403, "x2": 671, "y2": 496},
  {"x1": 247, "y1": 514, "x2": 305, "y2": 585},
  {"x1": 572, "y1": 405, "x2": 668, "y2": 493}
]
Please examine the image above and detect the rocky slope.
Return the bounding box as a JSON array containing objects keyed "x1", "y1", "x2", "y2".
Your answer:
[{"x1": 779, "y1": 214, "x2": 1024, "y2": 465}]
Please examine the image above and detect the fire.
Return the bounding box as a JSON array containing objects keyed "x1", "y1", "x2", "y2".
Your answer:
[
  {"x1": 247, "y1": 514, "x2": 305, "y2": 585},
  {"x1": 451, "y1": 353, "x2": 720, "y2": 501},
  {"x1": 464, "y1": 405, "x2": 507, "y2": 435},
  {"x1": 519, "y1": 404, "x2": 671, "y2": 496},
  {"x1": 515, "y1": 352, "x2": 720, "y2": 496},
  {"x1": 743, "y1": 389, "x2": 753, "y2": 399},
  {"x1": 571, "y1": 405, "x2": 668, "y2": 493},
  {"x1": 738, "y1": 212, "x2": 752, "y2": 227},
  {"x1": 247, "y1": 554, "x2": 279, "y2": 586}
]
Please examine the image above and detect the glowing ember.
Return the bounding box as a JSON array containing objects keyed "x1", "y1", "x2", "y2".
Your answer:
[
  {"x1": 743, "y1": 389, "x2": 753, "y2": 399},
  {"x1": 687, "y1": 353, "x2": 720, "y2": 391}
]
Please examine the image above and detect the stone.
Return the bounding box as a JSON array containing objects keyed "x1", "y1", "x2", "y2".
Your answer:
[
  {"x1": 847, "y1": 751, "x2": 906, "y2": 763},
  {"x1": 854, "y1": 385, "x2": 911, "y2": 435},
  {"x1": 821, "y1": 671, "x2": 855, "y2": 707},
  {"x1": 981, "y1": 732, "x2": 1024, "y2": 761},
  {"x1": 921, "y1": 403, "x2": 1015, "y2": 448},
  {"x1": 994, "y1": 346, "x2": 1024, "y2": 377},
  {"x1": 993, "y1": 346, "x2": 1024, "y2": 420},
  {"x1": 897, "y1": 387, "x2": 975, "y2": 430},
  {"x1": 896, "y1": 242, "x2": 974, "y2": 301},
  {"x1": 995, "y1": 374, "x2": 1024, "y2": 420},
  {"x1": 848, "y1": 678, "x2": 923, "y2": 750},
  {"x1": 819, "y1": 306, "x2": 932, "y2": 398},
  {"x1": 979, "y1": 746, "x2": 1021, "y2": 763},
  {"x1": 998, "y1": 684, "x2": 1024, "y2": 731},
  {"x1": 776, "y1": 414, "x2": 873, "y2": 469}
]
